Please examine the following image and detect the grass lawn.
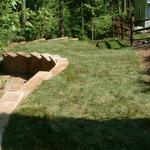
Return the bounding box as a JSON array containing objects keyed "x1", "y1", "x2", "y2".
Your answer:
[
  {"x1": 2, "y1": 39, "x2": 150, "y2": 150},
  {"x1": 134, "y1": 32, "x2": 150, "y2": 40}
]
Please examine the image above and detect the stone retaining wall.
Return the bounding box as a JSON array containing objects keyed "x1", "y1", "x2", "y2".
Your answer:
[{"x1": 3, "y1": 52, "x2": 56, "y2": 75}]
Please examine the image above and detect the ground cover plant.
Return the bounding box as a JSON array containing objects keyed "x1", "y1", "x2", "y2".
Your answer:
[
  {"x1": 0, "y1": 77, "x2": 7, "y2": 98},
  {"x1": 2, "y1": 39, "x2": 150, "y2": 150}
]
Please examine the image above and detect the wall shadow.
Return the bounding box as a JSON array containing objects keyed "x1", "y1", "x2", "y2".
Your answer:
[
  {"x1": 138, "y1": 79, "x2": 150, "y2": 93},
  {"x1": 1, "y1": 113, "x2": 150, "y2": 150},
  {"x1": 143, "y1": 56, "x2": 150, "y2": 63},
  {"x1": 0, "y1": 63, "x2": 32, "y2": 81},
  {"x1": 140, "y1": 54, "x2": 150, "y2": 76}
]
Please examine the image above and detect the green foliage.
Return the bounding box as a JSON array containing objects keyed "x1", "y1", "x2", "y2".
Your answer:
[
  {"x1": 0, "y1": 0, "x2": 20, "y2": 50},
  {"x1": 0, "y1": 0, "x2": 135, "y2": 48},
  {"x1": 94, "y1": 15, "x2": 112, "y2": 39},
  {"x1": 20, "y1": 7, "x2": 58, "y2": 41}
]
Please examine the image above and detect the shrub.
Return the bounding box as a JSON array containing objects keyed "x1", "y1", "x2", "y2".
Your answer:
[
  {"x1": 20, "y1": 7, "x2": 58, "y2": 41},
  {"x1": 0, "y1": 0, "x2": 20, "y2": 50},
  {"x1": 94, "y1": 15, "x2": 112, "y2": 39}
]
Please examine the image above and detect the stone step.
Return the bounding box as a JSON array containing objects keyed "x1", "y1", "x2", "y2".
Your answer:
[
  {"x1": 19, "y1": 71, "x2": 52, "y2": 97},
  {"x1": 0, "y1": 92, "x2": 24, "y2": 113},
  {"x1": 17, "y1": 51, "x2": 31, "y2": 58},
  {"x1": 0, "y1": 52, "x2": 69, "y2": 150},
  {"x1": 41, "y1": 53, "x2": 52, "y2": 61},
  {"x1": 2, "y1": 51, "x2": 68, "y2": 75},
  {"x1": 3, "y1": 52, "x2": 17, "y2": 58},
  {"x1": 40, "y1": 53, "x2": 56, "y2": 71},
  {"x1": 30, "y1": 52, "x2": 42, "y2": 59},
  {"x1": 3, "y1": 52, "x2": 57, "y2": 74},
  {"x1": 30, "y1": 52, "x2": 42, "y2": 74}
]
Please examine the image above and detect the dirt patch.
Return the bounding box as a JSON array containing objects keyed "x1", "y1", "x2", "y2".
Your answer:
[
  {"x1": 137, "y1": 48, "x2": 150, "y2": 76},
  {"x1": 0, "y1": 75, "x2": 29, "y2": 98},
  {"x1": 4, "y1": 76, "x2": 28, "y2": 92},
  {"x1": 0, "y1": 76, "x2": 9, "y2": 98},
  {"x1": 0, "y1": 91, "x2": 3, "y2": 98}
]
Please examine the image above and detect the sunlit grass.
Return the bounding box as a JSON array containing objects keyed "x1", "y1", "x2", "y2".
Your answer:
[{"x1": 2, "y1": 40, "x2": 150, "y2": 150}]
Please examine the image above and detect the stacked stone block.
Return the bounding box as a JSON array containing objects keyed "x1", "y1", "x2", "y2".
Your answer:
[{"x1": 3, "y1": 52, "x2": 56, "y2": 75}]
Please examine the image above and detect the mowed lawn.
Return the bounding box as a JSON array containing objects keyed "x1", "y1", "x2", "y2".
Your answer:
[{"x1": 2, "y1": 40, "x2": 150, "y2": 150}]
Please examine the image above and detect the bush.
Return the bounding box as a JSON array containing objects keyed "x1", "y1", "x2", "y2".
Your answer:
[
  {"x1": 94, "y1": 15, "x2": 112, "y2": 39},
  {"x1": 19, "y1": 7, "x2": 58, "y2": 41},
  {"x1": 0, "y1": 0, "x2": 20, "y2": 50}
]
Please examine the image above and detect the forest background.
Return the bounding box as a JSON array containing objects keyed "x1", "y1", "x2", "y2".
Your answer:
[{"x1": 0, "y1": 0, "x2": 123, "y2": 49}]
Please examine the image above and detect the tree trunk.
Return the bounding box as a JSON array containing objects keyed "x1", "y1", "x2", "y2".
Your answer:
[
  {"x1": 124, "y1": 0, "x2": 127, "y2": 13},
  {"x1": 119, "y1": 0, "x2": 122, "y2": 13},
  {"x1": 59, "y1": 0, "x2": 65, "y2": 37},
  {"x1": 91, "y1": 20, "x2": 94, "y2": 41},
  {"x1": 81, "y1": 3, "x2": 85, "y2": 40},
  {"x1": 22, "y1": 0, "x2": 26, "y2": 25}
]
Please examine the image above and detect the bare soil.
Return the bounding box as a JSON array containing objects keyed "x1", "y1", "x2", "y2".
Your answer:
[
  {"x1": 137, "y1": 48, "x2": 150, "y2": 76},
  {"x1": 0, "y1": 75, "x2": 29, "y2": 98},
  {"x1": 0, "y1": 75, "x2": 9, "y2": 98}
]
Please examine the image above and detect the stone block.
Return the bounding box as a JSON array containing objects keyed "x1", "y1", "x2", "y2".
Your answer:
[
  {"x1": 3, "y1": 52, "x2": 56, "y2": 75},
  {"x1": 30, "y1": 52, "x2": 42, "y2": 74},
  {"x1": 15, "y1": 52, "x2": 31, "y2": 74},
  {"x1": 3, "y1": 52, "x2": 17, "y2": 74},
  {"x1": 41, "y1": 54, "x2": 56, "y2": 71}
]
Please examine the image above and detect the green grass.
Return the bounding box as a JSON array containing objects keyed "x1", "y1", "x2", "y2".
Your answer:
[
  {"x1": 2, "y1": 39, "x2": 150, "y2": 150},
  {"x1": 133, "y1": 32, "x2": 150, "y2": 40}
]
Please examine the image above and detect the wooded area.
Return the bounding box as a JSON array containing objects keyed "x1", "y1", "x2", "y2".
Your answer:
[
  {"x1": 0, "y1": 0, "x2": 139, "y2": 47},
  {"x1": 0, "y1": 0, "x2": 135, "y2": 49}
]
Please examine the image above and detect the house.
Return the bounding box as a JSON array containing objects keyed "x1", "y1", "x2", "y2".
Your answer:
[
  {"x1": 133, "y1": 0, "x2": 150, "y2": 27},
  {"x1": 122, "y1": 0, "x2": 150, "y2": 27},
  {"x1": 109, "y1": 0, "x2": 150, "y2": 27}
]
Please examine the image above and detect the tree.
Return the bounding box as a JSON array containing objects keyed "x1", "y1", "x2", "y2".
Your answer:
[
  {"x1": 22, "y1": 0, "x2": 26, "y2": 25},
  {"x1": 59, "y1": 0, "x2": 65, "y2": 37}
]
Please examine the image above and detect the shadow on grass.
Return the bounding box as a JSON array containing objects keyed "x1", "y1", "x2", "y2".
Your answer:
[
  {"x1": 0, "y1": 59, "x2": 4, "y2": 75},
  {"x1": 143, "y1": 69, "x2": 150, "y2": 76},
  {"x1": 96, "y1": 39, "x2": 129, "y2": 50},
  {"x1": 104, "y1": 41, "x2": 112, "y2": 49},
  {"x1": 143, "y1": 56, "x2": 150, "y2": 63},
  {"x1": 1, "y1": 113, "x2": 150, "y2": 150},
  {"x1": 138, "y1": 79, "x2": 150, "y2": 93}
]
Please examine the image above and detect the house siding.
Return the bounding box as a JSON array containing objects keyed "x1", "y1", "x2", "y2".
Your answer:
[{"x1": 134, "y1": 0, "x2": 146, "y2": 26}]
